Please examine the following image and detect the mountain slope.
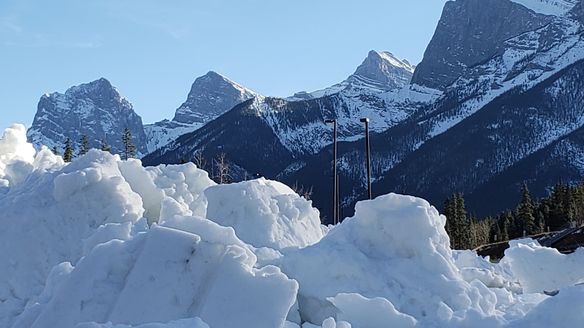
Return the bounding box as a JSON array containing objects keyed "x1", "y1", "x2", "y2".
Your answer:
[
  {"x1": 142, "y1": 98, "x2": 294, "y2": 178},
  {"x1": 144, "y1": 71, "x2": 258, "y2": 151},
  {"x1": 282, "y1": 0, "x2": 584, "y2": 221},
  {"x1": 376, "y1": 59, "x2": 584, "y2": 215},
  {"x1": 27, "y1": 78, "x2": 148, "y2": 155},
  {"x1": 412, "y1": 0, "x2": 552, "y2": 90},
  {"x1": 143, "y1": 50, "x2": 433, "y2": 176}
]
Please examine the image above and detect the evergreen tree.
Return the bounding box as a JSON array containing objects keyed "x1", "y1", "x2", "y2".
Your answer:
[
  {"x1": 500, "y1": 212, "x2": 511, "y2": 241},
  {"x1": 548, "y1": 183, "x2": 569, "y2": 230},
  {"x1": 63, "y1": 138, "x2": 74, "y2": 162},
  {"x1": 517, "y1": 183, "x2": 536, "y2": 235},
  {"x1": 121, "y1": 128, "x2": 136, "y2": 160},
  {"x1": 100, "y1": 138, "x2": 112, "y2": 153},
  {"x1": 489, "y1": 219, "x2": 502, "y2": 242},
  {"x1": 78, "y1": 135, "x2": 90, "y2": 156},
  {"x1": 444, "y1": 193, "x2": 471, "y2": 249},
  {"x1": 51, "y1": 146, "x2": 59, "y2": 156}
]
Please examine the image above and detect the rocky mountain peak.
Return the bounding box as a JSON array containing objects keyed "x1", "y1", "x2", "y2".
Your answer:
[
  {"x1": 172, "y1": 71, "x2": 257, "y2": 124},
  {"x1": 27, "y1": 79, "x2": 147, "y2": 155},
  {"x1": 349, "y1": 50, "x2": 414, "y2": 91},
  {"x1": 412, "y1": 0, "x2": 552, "y2": 90}
]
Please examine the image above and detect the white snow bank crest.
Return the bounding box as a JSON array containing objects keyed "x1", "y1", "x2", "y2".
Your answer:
[
  {"x1": 204, "y1": 178, "x2": 324, "y2": 250},
  {"x1": 278, "y1": 194, "x2": 499, "y2": 326}
]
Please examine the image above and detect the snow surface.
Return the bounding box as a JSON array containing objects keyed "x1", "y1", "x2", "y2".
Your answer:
[
  {"x1": 1, "y1": 125, "x2": 584, "y2": 327},
  {"x1": 511, "y1": 0, "x2": 578, "y2": 16}
]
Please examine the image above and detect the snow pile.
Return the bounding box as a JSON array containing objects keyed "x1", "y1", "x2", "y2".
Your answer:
[
  {"x1": 501, "y1": 239, "x2": 584, "y2": 293},
  {"x1": 203, "y1": 179, "x2": 324, "y2": 250},
  {"x1": 1, "y1": 125, "x2": 584, "y2": 327},
  {"x1": 0, "y1": 149, "x2": 144, "y2": 327},
  {"x1": 277, "y1": 194, "x2": 502, "y2": 326},
  {"x1": 16, "y1": 226, "x2": 297, "y2": 328},
  {"x1": 0, "y1": 124, "x2": 44, "y2": 190},
  {"x1": 508, "y1": 285, "x2": 584, "y2": 327}
]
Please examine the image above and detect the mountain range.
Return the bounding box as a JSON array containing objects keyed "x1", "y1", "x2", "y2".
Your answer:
[{"x1": 27, "y1": 0, "x2": 584, "y2": 223}]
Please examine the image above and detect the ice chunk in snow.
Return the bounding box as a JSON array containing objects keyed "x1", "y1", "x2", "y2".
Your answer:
[
  {"x1": 75, "y1": 318, "x2": 209, "y2": 328},
  {"x1": 118, "y1": 159, "x2": 215, "y2": 223},
  {"x1": 278, "y1": 194, "x2": 499, "y2": 326},
  {"x1": 329, "y1": 293, "x2": 416, "y2": 328},
  {"x1": 301, "y1": 317, "x2": 352, "y2": 328},
  {"x1": 501, "y1": 239, "x2": 584, "y2": 293},
  {"x1": 204, "y1": 178, "x2": 324, "y2": 250},
  {"x1": 19, "y1": 226, "x2": 298, "y2": 328}
]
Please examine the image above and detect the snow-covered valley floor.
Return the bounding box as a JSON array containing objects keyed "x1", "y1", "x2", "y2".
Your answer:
[{"x1": 0, "y1": 124, "x2": 583, "y2": 328}]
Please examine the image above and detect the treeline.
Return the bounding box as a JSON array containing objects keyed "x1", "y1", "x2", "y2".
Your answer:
[
  {"x1": 445, "y1": 182, "x2": 584, "y2": 250},
  {"x1": 52, "y1": 128, "x2": 136, "y2": 162}
]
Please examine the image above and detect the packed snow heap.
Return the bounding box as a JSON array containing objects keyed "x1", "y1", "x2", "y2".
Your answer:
[{"x1": 0, "y1": 123, "x2": 583, "y2": 328}]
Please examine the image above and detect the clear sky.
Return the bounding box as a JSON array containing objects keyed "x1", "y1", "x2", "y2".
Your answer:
[{"x1": 0, "y1": 0, "x2": 446, "y2": 130}]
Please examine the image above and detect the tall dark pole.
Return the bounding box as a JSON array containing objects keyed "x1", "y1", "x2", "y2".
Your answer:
[
  {"x1": 360, "y1": 118, "x2": 372, "y2": 200},
  {"x1": 325, "y1": 119, "x2": 338, "y2": 224}
]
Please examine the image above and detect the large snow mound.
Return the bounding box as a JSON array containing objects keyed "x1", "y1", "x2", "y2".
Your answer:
[
  {"x1": 17, "y1": 226, "x2": 297, "y2": 328},
  {"x1": 203, "y1": 179, "x2": 324, "y2": 250},
  {"x1": 1, "y1": 124, "x2": 584, "y2": 327},
  {"x1": 277, "y1": 194, "x2": 503, "y2": 326}
]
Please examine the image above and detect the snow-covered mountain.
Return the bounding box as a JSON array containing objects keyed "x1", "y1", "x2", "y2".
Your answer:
[
  {"x1": 144, "y1": 71, "x2": 258, "y2": 151},
  {"x1": 142, "y1": 50, "x2": 434, "y2": 172},
  {"x1": 280, "y1": 0, "x2": 584, "y2": 220},
  {"x1": 511, "y1": 0, "x2": 578, "y2": 15},
  {"x1": 290, "y1": 50, "x2": 415, "y2": 100},
  {"x1": 27, "y1": 78, "x2": 148, "y2": 155}
]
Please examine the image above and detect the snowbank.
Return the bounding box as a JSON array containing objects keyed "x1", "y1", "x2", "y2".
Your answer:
[
  {"x1": 1, "y1": 124, "x2": 584, "y2": 328},
  {"x1": 277, "y1": 194, "x2": 502, "y2": 326},
  {"x1": 18, "y1": 226, "x2": 297, "y2": 328},
  {"x1": 75, "y1": 318, "x2": 209, "y2": 328},
  {"x1": 0, "y1": 124, "x2": 51, "y2": 190},
  {"x1": 501, "y1": 239, "x2": 584, "y2": 293},
  {"x1": 203, "y1": 178, "x2": 324, "y2": 250}
]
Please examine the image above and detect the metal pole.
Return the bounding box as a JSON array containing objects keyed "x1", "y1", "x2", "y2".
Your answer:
[
  {"x1": 325, "y1": 119, "x2": 338, "y2": 224},
  {"x1": 360, "y1": 118, "x2": 372, "y2": 200}
]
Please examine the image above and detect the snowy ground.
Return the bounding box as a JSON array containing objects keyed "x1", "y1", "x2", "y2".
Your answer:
[{"x1": 0, "y1": 123, "x2": 583, "y2": 328}]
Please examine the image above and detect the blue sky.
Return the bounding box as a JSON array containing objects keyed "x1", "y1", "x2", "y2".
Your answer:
[{"x1": 0, "y1": 0, "x2": 446, "y2": 130}]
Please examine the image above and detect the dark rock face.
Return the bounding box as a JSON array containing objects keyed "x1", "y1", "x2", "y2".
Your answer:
[
  {"x1": 27, "y1": 78, "x2": 148, "y2": 155},
  {"x1": 348, "y1": 50, "x2": 414, "y2": 91},
  {"x1": 571, "y1": 0, "x2": 584, "y2": 22},
  {"x1": 412, "y1": 0, "x2": 551, "y2": 90},
  {"x1": 172, "y1": 71, "x2": 256, "y2": 125}
]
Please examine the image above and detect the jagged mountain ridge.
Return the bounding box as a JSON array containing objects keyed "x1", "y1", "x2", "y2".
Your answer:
[
  {"x1": 279, "y1": 0, "x2": 584, "y2": 221},
  {"x1": 143, "y1": 49, "x2": 431, "y2": 170},
  {"x1": 27, "y1": 78, "x2": 148, "y2": 155}
]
